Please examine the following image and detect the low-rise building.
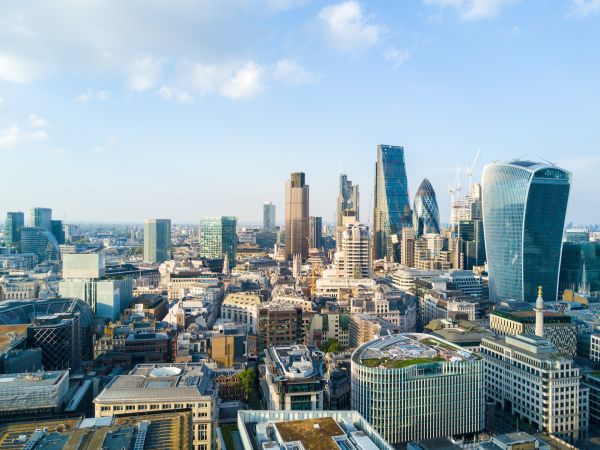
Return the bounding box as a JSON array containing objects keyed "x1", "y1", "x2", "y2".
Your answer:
[
  {"x1": 349, "y1": 313, "x2": 399, "y2": 348},
  {"x1": 0, "y1": 370, "x2": 69, "y2": 418},
  {"x1": 220, "y1": 292, "x2": 261, "y2": 334},
  {"x1": 257, "y1": 303, "x2": 303, "y2": 353}
]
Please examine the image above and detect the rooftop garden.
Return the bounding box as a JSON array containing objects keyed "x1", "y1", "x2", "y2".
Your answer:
[
  {"x1": 361, "y1": 356, "x2": 445, "y2": 369},
  {"x1": 420, "y1": 337, "x2": 457, "y2": 351}
]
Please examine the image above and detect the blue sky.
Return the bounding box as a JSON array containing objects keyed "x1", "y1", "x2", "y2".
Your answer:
[{"x1": 1, "y1": 0, "x2": 599, "y2": 224}]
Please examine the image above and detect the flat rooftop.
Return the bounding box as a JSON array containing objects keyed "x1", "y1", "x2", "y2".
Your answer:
[
  {"x1": 353, "y1": 333, "x2": 478, "y2": 369},
  {"x1": 0, "y1": 370, "x2": 68, "y2": 388},
  {"x1": 274, "y1": 417, "x2": 345, "y2": 450},
  {"x1": 0, "y1": 324, "x2": 28, "y2": 354},
  {"x1": 269, "y1": 345, "x2": 323, "y2": 380}
]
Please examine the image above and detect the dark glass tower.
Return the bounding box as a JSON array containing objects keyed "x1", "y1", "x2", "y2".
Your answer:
[
  {"x1": 482, "y1": 161, "x2": 571, "y2": 302},
  {"x1": 373, "y1": 145, "x2": 412, "y2": 262},
  {"x1": 5, "y1": 211, "x2": 25, "y2": 251},
  {"x1": 412, "y1": 178, "x2": 441, "y2": 237}
]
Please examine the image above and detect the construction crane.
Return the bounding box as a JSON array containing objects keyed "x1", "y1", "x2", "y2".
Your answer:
[
  {"x1": 448, "y1": 165, "x2": 462, "y2": 226},
  {"x1": 465, "y1": 148, "x2": 480, "y2": 189}
]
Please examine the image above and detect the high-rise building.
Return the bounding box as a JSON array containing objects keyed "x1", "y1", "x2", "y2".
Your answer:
[
  {"x1": 309, "y1": 216, "x2": 322, "y2": 249},
  {"x1": 373, "y1": 145, "x2": 412, "y2": 262},
  {"x1": 351, "y1": 334, "x2": 484, "y2": 445},
  {"x1": 4, "y1": 212, "x2": 24, "y2": 251},
  {"x1": 285, "y1": 172, "x2": 309, "y2": 260},
  {"x1": 143, "y1": 218, "x2": 171, "y2": 264},
  {"x1": 559, "y1": 241, "x2": 600, "y2": 295},
  {"x1": 482, "y1": 161, "x2": 571, "y2": 302},
  {"x1": 199, "y1": 216, "x2": 237, "y2": 268},
  {"x1": 336, "y1": 173, "x2": 359, "y2": 227},
  {"x1": 335, "y1": 222, "x2": 372, "y2": 278},
  {"x1": 565, "y1": 228, "x2": 590, "y2": 243},
  {"x1": 20, "y1": 227, "x2": 60, "y2": 262},
  {"x1": 412, "y1": 178, "x2": 441, "y2": 237},
  {"x1": 27, "y1": 313, "x2": 81, "y2": 371},
  {"x1": 263, "y1": 201, "x2": 276, "y2": 230},
  {"x1": 28, "y1": 207, "x2": 52, "y2": 231},
  {"x1": 50, "y1": 219, "x2": 65, "y2": 245}
]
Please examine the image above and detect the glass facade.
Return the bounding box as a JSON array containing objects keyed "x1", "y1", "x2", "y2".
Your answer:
[
  {"x1": 263, "y1": 201, "x2": 276, "y2": 230},
  {"x1": 20, "y1": 227, "x2": 60, "y2": 262},
  {"x1": 412, "y1": 178, "x2": 441, "y2": 237},
  {"x1": 559, "y1": 242, "x2": 600, "y2": 294},
  {"x1": 200, "y1": 216, "x2": 237, "y2": 268},
  {"x1": 29, "y1": 207, "x2": 52, "y2": 231},
  {"x1": 373, "y1": 145, "x2": 412, "y2": 262},
  {"x1": 5, "y1": 211, "x2": 25, "y2": 251},
  {"x1": 143, "y1": 218, "x2": 171, "y2": 264},
  {"x1": 482, "y1": 162, "x2": 571, "y2": 302},
  {"x1": 336, "y1": 173, "x2": 359, "y2": 226}
]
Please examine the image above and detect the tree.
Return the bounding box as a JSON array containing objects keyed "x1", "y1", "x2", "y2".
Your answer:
[
  {"x1": 238, "y1": 368, "x2": 256, "y2": 401},
  {"x1": 320, "y1": 339, "x2": 340, "y2": 353}
]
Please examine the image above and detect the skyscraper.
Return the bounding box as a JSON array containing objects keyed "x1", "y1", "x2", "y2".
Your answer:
[
  {"x1": 200, "y1": 216, "x2": 237, "y2": 268},
  {"x1": 336, "y1": 173, "x2": 359, "y2": 227},
  {"x1": 21, "y1": 227, "x2": 60, "y2": 261},
  {"x1": 412, "y1": 178, "x2": 441, "y2": 237},
  {"x1": 482, "y1": 161, "x2": 571, "y2": 302},
  {"x1": 5, "y1": 212, "x2": 25, "y2": 251},
  {"x1": 335, "y1": 222, "x2": 372, "y2": 278},
  {"x1": 373, "y1": 145, "x2": 412, "y2": 262},
  {"x1": 51, "y1": 219, "x2": 65, "y2": 245},
  {"x1": 29, "y1": 207, "x2": 52, "y2": 231},
  {"x1": 263, "y1": 201, "x2": 276, "y2": 230},
  {"x1": 309, "y1": 216, "x2": 322, "y2": 249},
  {"x1": 143, "y1": 218, "x2": 172, "y2": 263},
  {"x1": 285, "y1": 172, "x2": 309, "y2": 260}
]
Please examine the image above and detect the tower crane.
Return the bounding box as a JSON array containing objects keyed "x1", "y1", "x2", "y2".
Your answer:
[{"x1": 465, "y1": 148, "x2": 481, "y2": 189}]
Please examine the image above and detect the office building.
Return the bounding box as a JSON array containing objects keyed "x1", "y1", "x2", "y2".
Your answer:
[
  {"x1": 257, "y1": 303, "x2": 303, "y2": 353},
  {"x1": 199, "y1": 216, "x2": 237, "y2": 268},
  {"x1": 50, "y1": 219, "x2": 65, "y2": 245},
  {"x1": 263, "y1": 344, "x2": 325, "y2": 410},
  {"x1": 482, "y1": 161, "x2": 571, "y2": 301},
  {"x1": 0, "y1": 370, "x2": 69, "y2": 418},
  {"x1": 20, "y1": 227, "x2": 60, "y2": 262},
  {"x1": 221, "y1": 292, "x2": 261, "y2": 334},
  {"x1": 413, "y1": 178, "x2": 441, "y2": 237},
  {"x1": 285, "y1": 171, "x2": 310, "y2": 260},
  {"x1": 373, "y1": 145, "x2": 412, "y2": 262},
  {"x1": 565, "y1": 228, "x2": 590, "y2": 243},
  {"x1": 309, "y1": 216, "x2": 323, "y2": 249},
  {"x1": 559, "y1": 241, "x2": 600, "y2": 295},
  {"x1": 349, "y1": 314, "x2": 399, "y2": 348},
  {"x1": 592, "y1": 334, "x2": 600, "y2": 361},
  {"x1": 144, "y1": 218, "x2": 171, "y2": 264},
  {"x1": 457, "y1": 218, "x2": 486, "y2": 270},
  {"x1": 27, "y1": 313, "x2": 81, "y2": 371},
  {"x1": 237, "y1": 410, "x2": 394, "y2": 450},
  {"x1": 335, "y1": 222, "x2": 372, "y2": 279},
  {"x1": 481, "y1": 333, "x2": 587, "y2": 441},
  {"x1": 28, "y1": 207, "x2": 52, "y2": 231},
  {"x1": 263, "y1": 201, "x2": 276, "y2": 230},
  {"x1": 351, "y1": 334, "x2": 484, "y2": 445},
  {"x1": 4, "y1": 211, "x2": 24, "y2": 251},
  {"x1": 94, "y1": 363, "x2": 218, "y2": 450},
  {"x1": 336, "y1": 173, "x2": 359, "y2": 226}
]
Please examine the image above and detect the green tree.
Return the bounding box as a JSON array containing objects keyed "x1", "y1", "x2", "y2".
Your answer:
[
  {"x1": 237, "y1": 368, "x2": 256, "y2": 401},
  {"x1": 320, "y1": 339, "x2": 339, "y2": 353}
]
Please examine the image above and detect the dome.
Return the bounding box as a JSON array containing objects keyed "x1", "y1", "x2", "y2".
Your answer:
[{"x1": 150, "y1": 366, "x2": 182, "y2": 377}]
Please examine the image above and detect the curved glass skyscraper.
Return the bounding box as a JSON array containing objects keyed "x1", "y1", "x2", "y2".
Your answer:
[
  {"x1": 413, "y1": 178, "x2": 441, "y2": 237},
  {"x1": 373, "y1": 145, "x2": 412, "y2": 262},
  {"x1": 482, "y1": 161, "x2": 571, "y2": 302}
]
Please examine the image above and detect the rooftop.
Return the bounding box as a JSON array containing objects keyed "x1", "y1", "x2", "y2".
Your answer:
[
  {"x1": 492, "y1": 309, "x2": 573, "y2": 324},
  {"x1": 0, "y1": 324, "x2": 28, "y2": 354},
  {"x1": 353, "y1": 333, "x2": 478, "y2": 369},
  {"x1": 482, "y1": 334, "x2": 567, "y2": 361},
  {"x1": 274, "y1": 417, "x2": 346, "y2": 450},
  {"x1": 0, "y1": 370, "x2": 68, "y2": 388},
  {"x1": 267, "y1": 345, "x2": 324, "y2": 380}
]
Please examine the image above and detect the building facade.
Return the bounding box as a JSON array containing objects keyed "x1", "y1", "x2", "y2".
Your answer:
[
  {"x1": 285, "y1": 172, "x2": 310, "y2": 260},
  {"x1": 336, "y1": 173, "x2": 359, "y2": 226},
  {"x1": 263, "y1": 201, "x2": 276, "y2": 230},
  {"x1": 373, "y1": 145, "x2": 412, "y2": 262},
  {"x1": 29, "y1": 207, "x2": 52, "y2": 231},
  {"x1": 351, "y1": 334, "x2": 484, "y2": 445},
  {"x1": 482, "y1": 161, "x2": 571, "y2": 302},
  {"x1": 199, "y1": 216, "x2": 237, "y2": 268},
  {"x1": 220, "y1": 292, "x2": 261, "y2": 334},
  {"x1": 412, "y1": 178, "x2": 441, "y2": 237},
  {"x1": 309, "y1": 216, "x2": 323, "y2": 249},
  {"x1": 20, "y1": 227, "x2": 60, "y2": 262},
  {"x1": 144, "y1": 218, "x2": 172, "y2": 264},
  {"x1": 335, "y1": 222, "x2": 372, "y2": 279},
  {"x1": 4, "y1": 211, "x2": 25, "y2": 251}
]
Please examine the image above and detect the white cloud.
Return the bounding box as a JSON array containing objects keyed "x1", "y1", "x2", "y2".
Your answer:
[
  {"x1": 75, "y1": 89, "x2": 110, "y2": 103},
  {"x1": 273, "y1": 59, "x2": 317, "y2": 85},
  {"x1": 29, "y1": 114, "x2": 49, "y2": 128},
  {"x1": 265, "y1": 0, "x2": 310, "y2": 11},
  {"x1": 92, "y1": 146, "x2": 106, "y2": 155},
  {"x1": 424, "y1": 0, "x2": 516, "y2": 20},
  {"x1": 220, "y1": 62, "x2": 265, "y2": 99},
  {"x1": 157, "y1": 85, "x2": 194, "y2": 104},
  {"x1": 27, "y1": 130, "x2": 48, "y2": 141},
  {"x1": 128, "y1": 57, "x2": 163, "y2": 91},
  {"x1": 569, "y1": 0, "x2": 600, "y2": 17},
  {"x1": 385, "y1": 47, "x2": 410, "y2": 68},
  {"x1": 0, "y1": 53, "x2": 37, "y2": 83},
  {"x1": 319, "y1": 1, "x2": 384, "y2": 52},
  {"x1": 0, "y1": 124, "x2": 22, "y2": 149}
]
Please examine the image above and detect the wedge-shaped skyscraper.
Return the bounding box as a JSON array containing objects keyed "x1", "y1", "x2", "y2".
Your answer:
[{"x1": 482, "y1": 161, "x2": 571, "y2": 302}]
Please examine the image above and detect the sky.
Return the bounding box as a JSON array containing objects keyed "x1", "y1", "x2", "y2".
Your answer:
[{"x1": 1, "y1": 0, "x2": 600, "y2": 225}]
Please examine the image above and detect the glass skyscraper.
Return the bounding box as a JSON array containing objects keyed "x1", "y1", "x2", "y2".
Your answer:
[
  {"x1": 263, "y1": 201, "x2": 276, "y2": 230},
  {"x1": 482, "y1": 161, "x2": 571, "y2": 302},
  {"x1": 143, "y1": 218, "x2": 171, "y2": 264},
  {"x1": 336, "y1": 173, "x2": 359, "y2": 226},
  {"x1": 29, "y1": 207, "x2": 52, "y2": 231},
  {"x1": 412, "y1": 178, "x2": 441, "y2": 237},
  {"x1": 373, "y1": 145, "x2": 412, "y2": 262},
  {"x1": 5, "y1": 211, "x2": 25, "y2": 251},
  {"x1": 21, "y1": 227, "x2": 60, "y2": 262},
  {"x1": 285, "y1": 172, "x2": 309, "y2": 260},
  {"x1": 200, "y1": 216, "x2": 237, "y2": 268}
]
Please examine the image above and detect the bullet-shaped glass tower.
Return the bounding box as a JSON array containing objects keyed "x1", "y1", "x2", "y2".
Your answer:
[{"x1": 412, "y1": 178, "x2": 441, "y2": 237}]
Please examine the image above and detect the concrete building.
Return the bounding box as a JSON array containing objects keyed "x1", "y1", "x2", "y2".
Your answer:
[
  {"x1": 481, "y1": 333, "x2": 587, "y2": 441},
  {"x1": 349, "y1": 313, "x2": 399, "y2": 348},
  {"x1": 336, "y1": 173, "x2": 360, "y2": 227},
  {"x1": 28, "y1": 207, "x2": 52, "y2": 231},
  {"x1": 257, "y1": 303, "x2": 303, "y2": 353},
  {"x1": 351, "y1": 334, "x2": 484, "y2": 445},
  {"x1": 220, "y1": 292, "x2": 261, "y2": 334},
  {"x1": 144, "y1": 218, "x2": 172, "y2": 264},
  {"x1": 335, "y1": 222, "x2": 372, "y2": 279},
  {"x1": 0, "y1": 370, "x2": 69, "y2": 418},
  {"x1": 285, "y1": 171, "x2": 310, "y2": 260},
  {"x1": 263, "y1": 201, "x2": 276, "y2": 230},
  {"x1": 94, "y1": 363, "x2": 218, "y2": 450},
  {"x1": 237, "y1": 410, "x2": 393, "y2": 450},
  {"x1": 591, "y1": 334, "x2": 600, "y2": 361},
  {"x1": 263, "y1": 344, "x2": 325, "y2": 411}
]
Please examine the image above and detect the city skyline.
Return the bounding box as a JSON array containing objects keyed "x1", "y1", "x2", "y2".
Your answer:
[{"x1": 1, "y1": 1, "x2": 599, "y2": 223}]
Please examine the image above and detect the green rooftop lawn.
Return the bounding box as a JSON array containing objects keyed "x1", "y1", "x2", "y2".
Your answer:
[
  {"x1": 361, "y1": 356, "x2": 445, "y2": 369},
  {"x1": 420, "y1": 337, "x2": 457, "y2": 351}
]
